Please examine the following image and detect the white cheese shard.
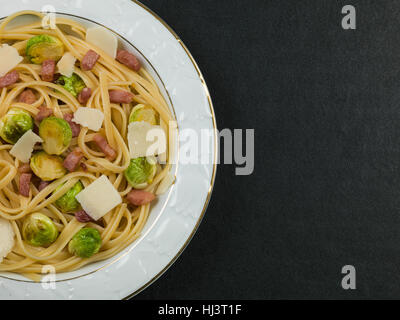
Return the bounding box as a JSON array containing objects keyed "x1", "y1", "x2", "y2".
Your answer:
[
  {"x1": 86, "y1": 26, "x2": 118, "y2": 59},
  {"x1": 158, "y1": 119, "x2": 168, "y2": 164},
  {"x1": 72, "y1": 107, "x2": 104, "y2": 131},
  {"x1": 0, "y1": 218, "x2": 14, "y2": 263},
  {"x1": 57, "y1": 52, "x2": 76, "y2": 77},
  {"x1": 156, "y1": 172, "x2": 175, "y2": 195},
  {"x1": 10, "y1": 130, "x2": 43, "y2": 163},
  {"x1": 75, "y1": 175, "x2": 122, "y2": 221},
  {"x1": 0, "y1": 44, "x2": 23, "y2": 77},
  {"x1": 128, "y1": 121, "x2": 167, "y2": 159}
]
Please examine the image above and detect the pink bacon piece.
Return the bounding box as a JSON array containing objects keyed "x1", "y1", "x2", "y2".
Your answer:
[
  {"x1": 75, "y1": 210, "x2": 94, "y2": 223},
  {"x1": 81, "y1": 50, "x2": 100, "y2": 71},
  {"x1": 64, "y1": 113, "x2": 81, "y2": 138},
  {"x1": 40, "y1": 60, "x2": 56, "y2": 82},
  {"x1": 19, "y1": 173, "x2": 32, "y2": 197},
  {"x1": 63, "y1": 148, "x2": 84, "y2": 172},
  {"x1": 109, "y1": 90, "x2": 134, "y2": 104},
  {"x1": 38, "y1": 181, "x2": 50, "y2": 192},
  {"x1": 78, "y1": 87, "x2": 92, "y2": 105},
  {"x1": 18, "y1": 89, "x2": 37, "y2": 104},
  {"x1": 116, "y1": 50, "x2": 141, "y2": 71},
  {"x1": 93, "y1": 134, "x2": 117, "y2": 161},
  {"x1": 35, "y1": 106, "x2": 53, "y2": 123},
  {"x1": 126, "y1": 190, "x2": 156, "y2": 206},
  {"x1": 0, "y1": 71, "x2": 19, "y2": 88}
]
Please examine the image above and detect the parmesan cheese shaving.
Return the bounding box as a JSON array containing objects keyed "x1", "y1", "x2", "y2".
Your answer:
[
  {"x1": 57, "y1": 52, "x2": 76, "y2": 77},
  {"x1": 0, "y1": 44, "x2": 23, "y2": 77},
  {"x1": 75, "y1": 175, "x2": 122, "y2": 221},
  {"x1": 72, "y1": 107, "x2": 104, "y2": 131},
  {"x1": 0, "y1": 218, "x2": 15, "y2": 263},
  {"x1": 128, "y1": 121, "x2": 167, "y2": 158},
  {"x1": 86, "y1": 27, "x2": 118, "y2": 59},
  {"x1": 10, "y1": 130, "x2": 43, "y2": 163}
]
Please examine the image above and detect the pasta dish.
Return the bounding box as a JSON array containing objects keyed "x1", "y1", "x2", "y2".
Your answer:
[{"x1": 0, "y1": 10, "x2": 175, "y2": 281}]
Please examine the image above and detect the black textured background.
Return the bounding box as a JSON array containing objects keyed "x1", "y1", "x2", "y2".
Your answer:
[{"x1": 135, "y1": 0, "x2": 400, "y2": 299}]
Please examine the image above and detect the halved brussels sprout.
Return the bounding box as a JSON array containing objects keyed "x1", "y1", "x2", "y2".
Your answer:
[
  {"x1": 55, "y1": 74, "x2": 85, "y2": 97},
  {"x1": 129, "y1": 104, "x2": 158, "y2": 125},
  {"x1": 124, "y1": 156, "x2": 157, "y2": 189},
  {"x1": 55, "y1": 181, "x2": 84, "y2": 213},
  {"x1": 0, "y1": 108, "x2": 34, "y2": 144},
  {"x1": 26, "y1": 35, "x2": 65, "y2": 64},
  {"x1": 39, "y1": 117, "x2": 72, "y2": 155},
  {"x1": 30, "y1": 151, "x2": 67, "y2": 181},
  {"x1": 22, "y1": 213, "x2": 58, "y2": 247},
  {"x1": 68, "y1": 228, "x2": 102, "y2": 258}
]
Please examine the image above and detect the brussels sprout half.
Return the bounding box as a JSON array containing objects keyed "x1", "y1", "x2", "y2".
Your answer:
[
  {"x1": 68, "y1": 228, "x2": 102, "y2": 258},
  {"x1": 39, "y1": 117, "x2": 72, "y2": 155},
  {"x1": 129, "y1": 104, "x2": 159, "y2": 125},
  {"x1": 30, "y1": 151, "x2": 67, "y2": 181},
  {"x1": 55, "y1": 181, "x2": 84, "y2": 213},
  {"x1": 124, "y1": 156, "x2": 157, "y2": 189},
  {"x1": 22, "y1": 213, "x2": 59, "y2": 247},
  {"x1": 26, "y1": 35, "x2": 65, "y2": 64},
  {"x1": 55, "y1": 74, "x2": 86, "y2": 98},
  {"x1": 0, "y1": 108, "x2": 34, "y2": 144}
]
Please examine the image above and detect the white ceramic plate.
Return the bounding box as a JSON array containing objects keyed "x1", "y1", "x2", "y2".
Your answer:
[{"x1": 0, "y1": 0, "x2": 216, "y2": 299}]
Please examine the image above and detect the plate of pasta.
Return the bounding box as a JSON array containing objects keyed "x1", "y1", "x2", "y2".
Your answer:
[{"x1": 0, "y1": 0, "x2": 216, "y2": 300}]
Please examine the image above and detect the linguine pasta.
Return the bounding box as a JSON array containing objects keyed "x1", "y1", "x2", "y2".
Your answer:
[{"x1": 0, "y1": 11, "x2": 175, "y2": 281}]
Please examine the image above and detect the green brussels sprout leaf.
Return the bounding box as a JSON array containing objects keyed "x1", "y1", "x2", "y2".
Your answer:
[
  {"x1": 55, "y1": 181, "x2": 84, "y2": 213},
  {"x1": 30, "y1": 151, "x2": 67, "y2": 181},
  {"x1": 124, "y1": 156, "x2": 157, "y2": 189},
  {"x1": 39, "y1": 117, "x2": 72, "y2": 155},
  {"x1": 26, "y1": 35, "x2": 65, "y2": 64},
  {"x1": 0, "y1": 108, "x2": 34, "y2": 144},
  {"x1": 68, "y1": 228, "x2": 102, "y2": 258},
  {"x1": 55, "y1": 74, "x2": 85, "y2": 97},
  {"x1": 22, "y1": 213, "x2": 59, "y2": 247},
  {"x1": 129, "y1": 104, "x2": 158, "y2": 125}
]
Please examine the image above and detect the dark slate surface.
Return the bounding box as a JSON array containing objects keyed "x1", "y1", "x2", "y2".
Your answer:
[{"x1": 135, "y1": 0, "x2": 400, "y2": 299}]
